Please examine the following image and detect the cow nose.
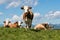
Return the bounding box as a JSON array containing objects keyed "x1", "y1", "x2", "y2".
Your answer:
[{"x1": 6, "y1": 25, "x2": 9, "y2": 27}]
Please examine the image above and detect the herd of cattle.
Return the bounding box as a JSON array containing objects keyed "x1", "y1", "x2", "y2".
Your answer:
[{"x1": 3, "y1": 6, "x2": 53, "y2": 30}]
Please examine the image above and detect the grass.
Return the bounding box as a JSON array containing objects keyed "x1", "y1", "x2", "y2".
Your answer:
[{"x1": 0, "y1": 27, "x2": 60, "y2": 40}]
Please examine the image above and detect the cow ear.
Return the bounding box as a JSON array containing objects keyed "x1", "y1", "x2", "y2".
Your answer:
[
  {"x1": 3, "y1": 21, "x2": 6, "y2": 23},
  {"x1": 21, "y1": 6, "x2": 24, "y2": 10},
  {"x1": 29, "y1": 7, "x2": 32, "y2": 9},
  {"x1": 9, "y1": 21, "x2": 11, "y2": 23}
]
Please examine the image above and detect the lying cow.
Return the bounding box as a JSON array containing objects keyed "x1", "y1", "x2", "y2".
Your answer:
[
  {"x1": 42, "y1": 23, "x2": 53, "y2": 30},
  {"x1": 34, "y1": 23, "x2": 53, "y2": 30},
  {"x1": 34, "y1": 24, "x2": 47, "y2": 30},
  {"x1": 3, "y1": 21, "x2": 23, "y2": 28},
  {"x1": 8, "y1": 21, "x2": 19, "y2": 28},
  {"x1": 21, "y1": 6, "x2": 34, "y2": 29}
]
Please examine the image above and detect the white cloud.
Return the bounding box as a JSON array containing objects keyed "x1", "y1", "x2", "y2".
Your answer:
[
  {"x1": 6, "y1": 0, "x2": 38, "y2": 9},
  {"x1": 34, "y1": 12, "x2": 41, "y2": 18},
  {"x1": 0, "y1": 0, "x2": 15, "y2": 4},
  {"x1": 20, "y1": 14, "x2": 23, "y2": 20},
  {"x1": 32, "y1": 11, "x2": 60, "y2": 24},
  {"x1": 0, "y1": 0, "x2": 38, "y2": 9},
  {"x1": 33, "y1": 12, "x2": 42, "y2": 24},
  {"x1": 11, "y1": 14, "x2": 23, "y2": 21},
  {"x1": 22, "y1": 0, "x2": 38, "y2": 6},
  {"x1": 6, "y1": 1, "x2": 20, "y2": 9},
  {"x1": 5, "y1": 18, "x2": 10, "y2": 21},
  {"x1": 5, "y1": 14, "x2": 23, "y2": 23},
  {"x1": 45, "y1": 11, "x2": 60, "y2": 19},
  {"x1": 54, "y1": 11, "x2": 60, "y2": 16},
  {"x1": 12, "y1": 15, "x2": 20, "y2": 20},
  {"x1": 34, "y1": 0, "x2": 38, "y2": 6},
  {"x1": 0, "y1": 12, "x2": 3, "y2": 15}
]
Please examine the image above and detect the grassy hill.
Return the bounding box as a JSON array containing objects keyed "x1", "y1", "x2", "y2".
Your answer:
[{"x1": 0, "y1": 27, "x2": 60, "y2": 40}]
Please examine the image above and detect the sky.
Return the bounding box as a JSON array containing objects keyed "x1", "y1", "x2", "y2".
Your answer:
[{"x1": 0, "y1": 0, "x2": 60, "y2": 24}]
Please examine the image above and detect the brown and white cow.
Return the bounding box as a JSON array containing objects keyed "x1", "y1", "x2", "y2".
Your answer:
[
  {"x1": 21, "y1": 6, "x2": 34, "y2": 29},
  {"x1": 34, "y1": 23, "x2": 53, "y2": 30},
  {"x1": 8, "y1": 21, "x2": 19, "y2": 28},
  {"x1": 8, "y1": 21, "x2": 23, "y2": 28},
  {"x1": 41, "y1": 23, "x2": 53, "y2": 30},
  {"x1": 3, "y1": 21, "x2": 23, "y2": 28},
  {"x1": 34, "y1": 24, "x2": 47, "y2": 30}
]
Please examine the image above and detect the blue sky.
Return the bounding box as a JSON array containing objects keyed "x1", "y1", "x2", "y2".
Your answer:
[{"x1": 0, "y1": 0, "x2": 60, "y2": 24}]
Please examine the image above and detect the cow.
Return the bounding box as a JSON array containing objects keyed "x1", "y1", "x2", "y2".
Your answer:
[
  {"x1": 21, "y1": 6, "x2": 34, "y2": 29},
  {"x1": 3, "y1": 20, "x2": 23, "y2": 28},
  {"x1": 8, "y1": 21, "x2": 23, "y2": 28},
  {"x1": 18, "y1": 21, "x2": 23, "y2": 28},
  {"x1": 34, "y1": 23, "x2": 53, "y2": 30},
  {"x1": 41, "y1": 23, "x2": 53, "y2": 30},
  {"x1": 8, "y1": 21, "x2": 19, "y2": 28},
  {"x1": 34, "y1": 24, "x2": 47, "y2": 30}
]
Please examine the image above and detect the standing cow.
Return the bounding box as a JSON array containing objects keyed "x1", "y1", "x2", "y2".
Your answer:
[{"x1": 21, "y1": 6, "x2": 34, "y2": 29}]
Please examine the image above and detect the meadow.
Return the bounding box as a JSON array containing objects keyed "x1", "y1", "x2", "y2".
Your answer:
[{"x1": 0, "y1": 27, "x2": 60, "y2": 40}]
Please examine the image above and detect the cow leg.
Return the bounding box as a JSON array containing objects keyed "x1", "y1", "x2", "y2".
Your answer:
[
  {"x1": 26, "y1": 24, "x2": 30, "y2": 29},
  {"x1": 28, "y1": 22, "x2": 32, "y2": 29},
  {"x1": 25, "y1": 21, "x2": 29, "y2": 28},
  {"x1": 29, "y1": 25, "x2": 31, "y2": 28},
  {"x1": 28, "y1": 23, "x2": 31, "y2": 28},
  {"x1": 25, "y1": 19, "x2": 32, "y2": 29},
  {"x1": 29, "y1": 21, "x2": 32, "y2": 29},
  {"x1": 25, "y1": 24, "x2": 28, "y2": 28}
]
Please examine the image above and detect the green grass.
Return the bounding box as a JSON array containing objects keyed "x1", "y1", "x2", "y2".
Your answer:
[{"x1": 0, "y1": 27, "x2": 60, "y2": 40}]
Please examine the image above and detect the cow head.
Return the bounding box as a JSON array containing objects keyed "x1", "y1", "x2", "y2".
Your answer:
[
  {"x1": 21, "y1": 6, "x2": 32, "y2": 12},
  {"x1": 3, "y1": 20, "x2": 11, "y2": 25},
  {"x1": 18, "y1": 21, "x2": 23, "y2": 26}
]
